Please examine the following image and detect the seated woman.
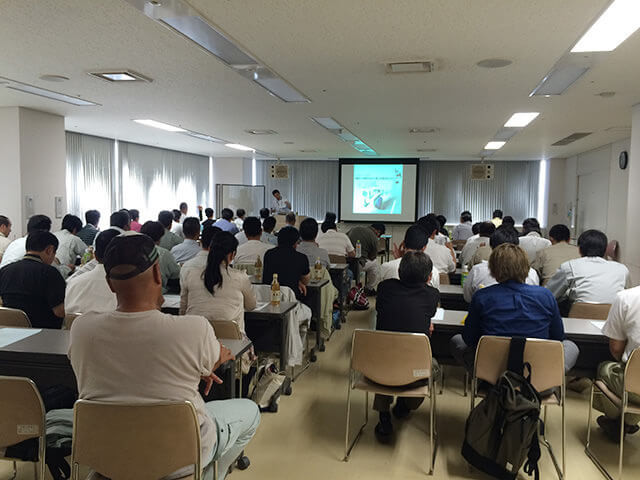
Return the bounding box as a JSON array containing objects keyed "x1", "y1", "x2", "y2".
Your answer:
[
  {"x1": 450, "y1": 243, "x2": 579, "y2": 373},
  {"x1": 180, "y1": 231, "x2": 256, "y2": 333},
  {"x1": 373, "y1": 251, "x2": 440, "y2": 442}
]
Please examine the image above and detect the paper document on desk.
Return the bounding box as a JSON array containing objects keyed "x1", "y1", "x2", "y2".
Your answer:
[
  {"x1": 590, "y1": 320, "x2": 606, "y2": 331},
  {"x1": 432, "y1": 308, "x2": 445, "y2": 321},
  {"x1": 0, "y1": 328, "x2": 42, "y2": 348},
  {"x1": 162, "y1": 295, "x2": 180, "y2": 309}
]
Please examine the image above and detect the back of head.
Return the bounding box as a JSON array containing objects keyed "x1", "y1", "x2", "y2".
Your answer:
[
  {"x1": 140, "y1": 221, "x2": 165, "y2": 243},
  {"x1": 522, "y1": 217, "x2": 541, "y2": 235},
  {"x1": 472, "y1": 222, "x2": 481, "y2": 235},
  {"x1": 490, "y1": 225, "x2": 520, "y2": 249},
  {"x1": 110, "y1": 211, "x2": 130, "y2": 230},
  {"x1": 398, "y1": 251, "x2": 433, "y2": 284},
  {"x1": 236, "y1": 208, "x2": 246, "y2": 218},
  {"x1": 0, "y1": 215, "x2": 10, "y2": 229},
  {"x1": 436, "y1": 215, "x2": 447, "y2": 227},
  {"x1": 27, "y1": 214, "x2": 52, "y2": 234},
  {"x1": 417, "y1": 216, "x2": 439, "y2": 236},
  {"x1": 221, "y1": 208, "x2": 234, "y2": 221},
  {"x1": 278, "y1": 226, "x2": 300, "y2": 248},
  {"x1": 461, "y1": 211, "x2": 472, "y2": 223},
  {"x1": 204, "y1": 231, "x2": 239, "y2": 294},
  {"x1": 493, "y1": 209, "x2": 503, "y2": 219},
  {"x1": 479, "y1": 221, "x2": 496, "y2": 238},
  {"x1": 158, "y1": 210, "x2": 173, "y2": 228},
  {"x1": 285, "y1": 212, "x2": 296, "y2": 224},
  {"x1": 94, "y1": 229, "x2": 121, "y2": 263},
  {"x1": 578, "y1": 229, "x2": 607, "y2": 257},
  {"x1": 200, "y1": 225, "x2": 220, "y2": 250},
  {"x1": 299, "y1": 218, "x2": 319, "y2": 241},
  {"x1": 61, "y1": 214, "x2": 83, "y2": 234},
  {"x1": 549, "y1": 224, "x2": 571, "y2": 243},
  {"x1": 324, "y1": 212, "x2": 337, "y2": 224},
  {"x1": 371, "y1": 222, "x2": 386, "y2": 235},
  {"x1": 179, "y1": 202, "x2": 188, "y2": 212},
  {"x1": 489, "y1": 243, "x2": 529, "y2": 283},
  {"x1": 263, "y1": 216, "x2": 276, "y2": 233},
  {"x1": 404, "y1": 225, "x2": 428, "y2": 251},
  {"x1": 172, "y1": 209, "x2": 181, "y2": 222},
  {"x1": 182, "y1": 217, "x2": 200, "y2": 239},
  {"x1": 259, "y1": 208, "x2": 270, "y2": 219},
  {"x1": 26, "y1": 230, "x2": 58, "y2": 253},
  {"x1": 205, "y1": 207, "x2": 214, "y2": 218},
  {"x1": 502, "y1": 216, "x2": 515, "y2": 228},
  {"x1": 85, "y1": 209, "x2": 100, "y2": 226},
  {"x1": 243, "y1": 217, "x2": 262, "y2": 238},
  {"x1": 321, "y1": 220, "x2": 336, "y2": 233},
  {"x1": 129, "y1": 209, "x2": 140, "y2": 221}
]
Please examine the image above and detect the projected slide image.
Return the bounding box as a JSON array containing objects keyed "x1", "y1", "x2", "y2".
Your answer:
[{"x1": 353, "y1": 165, "x2": 403, "y2": 214}]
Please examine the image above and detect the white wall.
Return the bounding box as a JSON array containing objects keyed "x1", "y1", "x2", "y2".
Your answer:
[
  {"x1": 211, "y1": 156, "x2": 249, "y2": 215},
  {"x1": 0, "y1": 107, "x2": 22, "y2": 239},
  {"x1": 625, "y1": 104, "x2": 640, "y2": 284},
  {"x1": 546, "y1": 158, "x2": 567, "y2": 228}
]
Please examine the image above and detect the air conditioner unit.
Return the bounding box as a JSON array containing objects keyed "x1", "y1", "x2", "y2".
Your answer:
[
  {"x1": 471, "y1": 163, "x2": 494, "y2": 180},
  {"x1": 270, "y1": 164, "x2": 289, "y2": 179}
]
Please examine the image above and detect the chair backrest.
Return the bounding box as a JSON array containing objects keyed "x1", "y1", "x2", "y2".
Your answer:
[
  {"x1": 568, "y1": 302, "x2": 612, "y2": 320},
  {"x1": 0, "y1": 376, "x2": 45, "y2": 448},
  {"x1": 329, "y1": 254, "x2": 347, "y2": 264},
  {"x1": 0, "y1": 307, "x2": 31, "y2": 327},
  {"x1": 350, "y1": 329, "x2": 432, "y2": 386},
  {"x1": 474, "y1": 336, "x2": 564, "y2": 393},
  {"x1": 210, "y1": 319, "x2": 243, "y2": 339},
  {"x1": 64, "y1": 313, "x2": 81, "y2": 330},
  {"x1": 439, "y1": 272, "x2": 451, "y2": 285},
  {"x1": 72, "y1": 400, "x2": 201, "y2": 480},
  {"x1": 624, "y1": 348, "x2": 640, "y2": 397}
]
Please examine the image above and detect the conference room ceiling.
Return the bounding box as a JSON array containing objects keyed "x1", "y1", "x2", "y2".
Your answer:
[{"x1": 0, "y1": 0, "x2": 638, "y2": 160}]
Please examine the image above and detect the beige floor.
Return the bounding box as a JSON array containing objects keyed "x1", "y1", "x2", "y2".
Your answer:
[{"x1": 3, "y1": 306, "x2": 640, "y2": 479}]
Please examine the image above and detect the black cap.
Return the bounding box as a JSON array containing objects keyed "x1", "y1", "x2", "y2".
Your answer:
[{"x1": 103, "y1": 234, "x2": 159, "y2": 280}]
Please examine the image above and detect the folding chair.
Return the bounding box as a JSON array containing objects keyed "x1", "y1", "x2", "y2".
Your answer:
[
  {"x1": 64, "y1": 313, "x2": 82, "y2": 330},
  {"x1": 0, "y1": 376, "x2": 47, "y2": 479},
  {"x1": 585, "y1": 348, "x2": 640, "y2": 480},
  {"x1": 329, "y1": 254, "x2": 347, "y2": 264},
  {"x1": 470, "y1": 336, "x2": 566, "y2": 479},
  {"x1": 71, "y1": 400, "x2": 205, "y2": 480},
  {"x1": 0, "y1": 307, "x2": 31, "y2": 327},
  {"x1": 569, "y1": 302, "x2": 612, "y2": 320},
  {"x1": 344, "y1": 329, "x2": 437, "y2": 474}
]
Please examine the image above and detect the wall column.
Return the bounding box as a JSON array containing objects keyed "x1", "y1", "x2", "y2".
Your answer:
[{"x1": 624, "y1": 103, "x2": 640, "y2": 285}]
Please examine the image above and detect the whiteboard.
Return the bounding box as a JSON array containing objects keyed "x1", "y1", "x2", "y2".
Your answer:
[{"x1": 216, "y1": 184, "x2": 265, "y2": 217}]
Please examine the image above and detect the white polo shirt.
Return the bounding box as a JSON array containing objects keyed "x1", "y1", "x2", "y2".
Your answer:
[
  {"x1": 603, "y1": 286, "x2": 640, "y2": 362},
  {"x1": 379, "y1": 255, "x2": 440, "y2": 289},
  {"x1": 317, "y1": 229, "x2": 355, "y2": 257},
  {"x1": 464, "y1": 261, "x2": 540, "y2": 303},
  {"x1": 425, "y1": 241, "x2": 456, "y2": 273},
  {"x1": 519, "y1": 232, "x2": 552, "y2": 264},
  {"x1": 234, "y1": 240, "x2": 274, "y2": 265},
  {"x1": 65, "y1": 264, "x2": 116, "y2": 314}
]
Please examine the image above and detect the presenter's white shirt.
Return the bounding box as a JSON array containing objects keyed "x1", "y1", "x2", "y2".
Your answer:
[
  {"x1": 464, "y1": 261, "x2": 540, "y2": 303},
  {"x1": 317, "y1": 229, "x2": 355, "y2": 257},
  {"x1": 235, "y1": 240, "x2": 274, "y2": 265},
  {"x1": 273, "y1": 197, "x2": 291, "y2": 214},
  {"x1": 518, "y1": 232, "x2": 552, "y2": 264},
  {"x1": 379, "y1": 255, "x2": 440, "y2": 289},
  {"x1": 65, "y1": 264, "x2": 117, "y2": 314},
  {"x1": 603, "y1": 286, "x2": 640, "y2": 362},
  {"x1": 425, "y1": 242, "x2": 456, "y2": 273}
]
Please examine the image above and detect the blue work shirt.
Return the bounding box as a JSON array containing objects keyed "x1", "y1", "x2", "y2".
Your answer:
[
  {"x1": 212, "y1": 218, "x2": 239, "y2": 235},
  {"x1": 462, "y1": 280, "x2": 564, "y2": 348}
]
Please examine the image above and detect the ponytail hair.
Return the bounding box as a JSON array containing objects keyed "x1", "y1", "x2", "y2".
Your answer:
[{"x1": 204, "y1": 231, "x2": 238, "y2": 295}]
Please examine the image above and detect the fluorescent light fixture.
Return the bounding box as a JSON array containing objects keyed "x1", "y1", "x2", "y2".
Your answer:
[
  {"x1": 310, "y1": 117, "x2": 343, "y2": 130},
  {"x1": 88, "y1": 70, "x2": 152, "y2": 83},
  {"x1": 133, "y1": 119, "x2": 186, "y2": 132},
  {"x1": 309, "y1": 116, "x2": 376, "y2": 155},
  {"x1": 252, "y1": 70, "x2": 310, "y2": 103},
  {"x1": 225, "y1": 143, "x2": 255, "y2": 151},
  {"x1": 183, "y1": 130, "x2": 227, "y2": 143},
  {"x1": 571, "y1": 0, "x2": 640, "y2": 52},
  {"x1": 504, "y1": 112, "x2": 540, "y2": 128},
  {"x1": 484, "y1": 141, "x2": 506, "y2": 150},
  {"x1": 0, "y1": 76, "x2": 99, "y2": 106},
  {"x1": 529, "y1": 64, "x2": 589, "y2": 96}
]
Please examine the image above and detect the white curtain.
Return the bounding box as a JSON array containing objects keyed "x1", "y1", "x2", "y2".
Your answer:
[
  {"x1": 118, "y1": 141, "x2": 210, "y2": 223},
  {"x1": 65, "y1": 132, "x2": 115, "y2": 226},
  {"x1": 418, "y1": 160, "x2": 540, "y2": 223},
  {"x1": 255, "y1": 160, "x2": 339, "y2": 220}
]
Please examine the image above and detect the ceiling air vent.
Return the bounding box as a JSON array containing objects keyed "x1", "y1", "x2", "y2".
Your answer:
[
  {"x1": 245, "y1": 129, "x2": 277, "y2": 135},
  {"x1": 471, "y1": 164, "x2": 494, "y2": 180},
  {"x1": 386, "y1": 61, "x2": 436, "y2": 74},
  {"x1": 270, "y1": 164, "x2": 289, "y2": 179},
  {"x1": 552, "y1": 132, "x2": 592, "y2": 146}
]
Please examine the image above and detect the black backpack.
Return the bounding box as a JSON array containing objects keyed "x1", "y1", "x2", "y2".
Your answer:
[{"x1": 461, "y1": 337, "x2": 543, "y2": 480}]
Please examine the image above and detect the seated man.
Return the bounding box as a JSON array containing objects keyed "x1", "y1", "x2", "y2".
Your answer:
[
  {"x1": 347, "y1": 223, "x2": 385, "y2": 293},
  {"x1": 546, "y1": 229, "x2": 629, "y2": 313},
  {"x1": 54, "y1": 214, "x2": 86, "y2": 277},
  {"x1": 234, "y1": 208, "x2": 246, "y2": 231},
  {"x1": 0, "y1": 231, "x2": 66, "y2": 328},
  {"x1": 491, "y1": 209, "x2": 503, "y2": 227},
  {"x1": 171, "y1": 209, "x2": 184, "y2": 238},
  {"x1": 380, "y1": 225, "x2": 440, "y2": 289},
  {"x1": 261, "y1": 216, "x2": 278, "y2": 246},
  {"x1": 297, "y1": 218, "x2": 330, "y2": 268},
  {"x1": 67, "y1": 234, "x2": 260, "y2": 479},
  {"x1": 140, "y1": 221, "x2": 181, "y2": 294},
  {"x1": 171, "y1": 217, "x2": 202, "y2": 263},
  {"x1": 234, "y1": 217, "x2": 274, "y2": 265},
  {"x1": 213, "y1": 208, "x2": 240, "y2": 235},
  {"x1": 452, "y1": 211, "x2": 473, "y2": 241},
  {"x1": 202, "y1": 207, "x2": 215, "y2": 229},
  {"x1": 518, "y1": 218, "x2": 551, "y2": 264},
  {"x1": 183, "y1": 226, "x2": 220, "y2": 272},
  {"x1": 262, "y1": 226, "x2": 310, "y2": 299},
  {"x1": 460, "y1": 221, "x2": 495, "y2": 267},
  {"x1": 129, "y1": 209, "x2": 142, "y2": 233},
  {"x1": 0, "y1": 214, "x2": 52, "y2": 269},
  {"x1": 594, "y1": 286, "x2": 640, "y2": 441},
  {"x1": 109, "y1": 210, "x2": 131, "y2": 234},
  {"x1": 374, "y1": 251, "x2": 440, "y2": 441},
  {"x1": 317, "y1": 216, "x2": 355, "y2": 258},
  {"x1": 451, "y1": 243, "x2": 579, "y2": 372},
  {"x1": 0, "y1": 215, "x2": 12, "y2": 263},
  {"x1": 285, "y1": 212, "x2": 296, "y2": 227},
  {"x1": 65, "y1": 229, "x2": 120, "y2": 314},
  {"x1": 422, "y1": 218, "x2": 456, "y2": 273},
  {"x1": 77, "y1": 209, "x2": 100, "y2": 246},
  {"x1": 463, "y1": 226, "x2": 539, "y2": 303},
  {"x1": 531, "y1": 224, "x2": 580, "y2": 285},
  {"x1": 158, "y1": 210, "x2": 184, "y2": 251}
]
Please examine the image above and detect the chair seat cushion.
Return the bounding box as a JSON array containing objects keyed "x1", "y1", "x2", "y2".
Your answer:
[{"x1": 354, "y1": 377, "x2": 430, "y2": 397}]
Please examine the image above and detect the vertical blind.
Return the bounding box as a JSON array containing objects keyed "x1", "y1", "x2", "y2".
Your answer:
[{"x1": 418, "y1": 160, "x2": 540, "y2": 223}]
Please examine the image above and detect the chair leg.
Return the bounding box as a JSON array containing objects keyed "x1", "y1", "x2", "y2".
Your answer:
[
  {"x1": 213, "y1": 460, "x2": 219, "y2": 480},
  {"x1": 429, "y1": 384, "x2": 436, "y2": 475},
  {"x1": 39, "y1": 435, "x2": 47, "y2": 480},
  {"x1": 585, "y1": 383, "x2": 617, "y2": 480},
  {"x1": 344, "y1": 380, "x2": 369, "y2": 461},
  {"x1": 619, "y1": 396, "x2": 627, "y2": 480},
  {"x1": 439, "y1": 366, "x2": 444, "y2": 395},
  {"x1": 540, "y1": 405, "x2": 563, "y2": 479},
  {"x1": 463, "y1": 371, "x2": 469, "y2": 397}
]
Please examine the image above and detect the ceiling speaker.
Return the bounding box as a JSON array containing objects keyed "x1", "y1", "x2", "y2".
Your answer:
[
  {"x1": 471, "y1": 164, "x2": 494, "y2": 180},
  {"x1": 270, "y1": 164, "x2": 289, "y2": 179}
]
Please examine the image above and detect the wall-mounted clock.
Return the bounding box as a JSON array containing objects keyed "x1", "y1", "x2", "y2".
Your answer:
[{"x1": 619, "y1": 151, "x2": 629, "y2": 170}]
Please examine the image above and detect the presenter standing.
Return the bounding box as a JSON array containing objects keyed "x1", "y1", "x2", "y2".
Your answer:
[{"x1": 271, "y1": 189, "x2": 292, "y2": 214}]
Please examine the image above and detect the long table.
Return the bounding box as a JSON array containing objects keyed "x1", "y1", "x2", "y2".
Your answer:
[
  {"x1": 438, "y1": 284, "x2": 468, "y2": 311},
  {"x1": 430, "y1": 310, "x2": 609, "y2": 376}
]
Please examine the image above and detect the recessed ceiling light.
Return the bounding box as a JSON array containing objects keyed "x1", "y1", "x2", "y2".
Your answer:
[
  {"x1": 244, "y1": 129, "x2": 277, "y2": 135},
  {"x1": 476, "y1": 58, "x2": 512, "y2": 69},
  {"x1": 596, "y1": 91, "x2": 616, "y2": 98},
  {"x1": 529, "y1": 64, "x2": 589, "y2": 96},
  {"x1": 133, "y1": 119, "x2": 186, "y2": 132},
  {"x1": 409, "y1": 127, "x2": 439, "y2": 134},
  {"x1": 386, "y1": 61, "x2": 436, "y2": 74},
  {"x1": 39, "y1": 74, "x2": 69, "y2": 82},
  {"x1": 484, "y1": 141, "x2": 506, "y2": 150},
  {"x1": 0, "y1": 76, "x2": 99, "y2": 106},
  {"x1": 504, "y1": 112, "x2": 540, "y2": 128},
  {"x1": 89, "y1": 70, "x2": 152, "y2": 83},
  {"x1": 571, "y1": 0, "x2": 640, "y2": 52},
  {"x1": 225, "y1": 143, "x2": 255, "y2": 151}
]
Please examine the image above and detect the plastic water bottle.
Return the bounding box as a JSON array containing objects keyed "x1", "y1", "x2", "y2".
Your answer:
[
  {"x1": 355, "y1": 240, "x2": 362, "y2": 258},
  {"x1": 461, "y1": 265, "x2": 469, "y2": 287}
]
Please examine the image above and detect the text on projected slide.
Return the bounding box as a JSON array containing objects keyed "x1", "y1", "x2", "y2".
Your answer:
[{"x1": 353, "y1": 165, "x2": 403, "y2": 215}]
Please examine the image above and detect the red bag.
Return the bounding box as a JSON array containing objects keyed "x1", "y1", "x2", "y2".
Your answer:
[{"x1": 348, "y1": 285, "x2": 369, "y2": 310}]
